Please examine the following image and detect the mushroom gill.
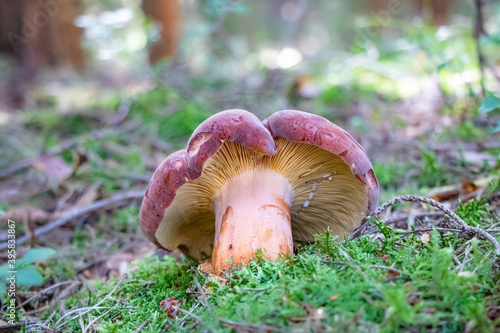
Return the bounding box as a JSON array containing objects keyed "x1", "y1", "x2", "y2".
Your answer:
[{"x1": 155, "y1": 138, "x2": 368, "y2": 274}]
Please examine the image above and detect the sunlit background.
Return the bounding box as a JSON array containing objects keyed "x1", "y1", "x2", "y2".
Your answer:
[{"x1": 2, "y1": 0, "x2": 500, "y2": 109}]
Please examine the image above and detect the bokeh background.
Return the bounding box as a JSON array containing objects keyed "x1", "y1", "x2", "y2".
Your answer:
[{"x1": 1, "y1": 0, "x2": 500, "y2": 331}]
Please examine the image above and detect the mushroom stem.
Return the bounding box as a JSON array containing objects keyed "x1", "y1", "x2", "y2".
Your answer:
[{"x1": 212, "y1": 168, "x2": 294, "y2": 275}]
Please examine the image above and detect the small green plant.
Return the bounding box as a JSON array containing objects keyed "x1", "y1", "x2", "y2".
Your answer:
[
  {"x1": 44, "y1": 220, "x2": 500, "y2": 333},
  {"x1": 319, "y1": 85, "x2": 351, "y2": 106},
  {"x1": 368, "y1": 217, "x2": 401, "y2": 252},
  {"x1": 372, "y1": 161, "x2": 410, "y2": 190},
  {"x1": 0, "y1": 248, "x2": 56, "y2": 299},
  {"x1": 417, "y1": 148, "x2": 455, "y2": 187},
  {"x1": 97, "y1": 321, "x2": 125, "y2": 333},
  {"x1": 456, "y1": 198, "x2": 492, "y2": 227},
  {"x1": 479, "y1": 91, "x2": 500, "y2": 132},
  {"x1": 110, "y1": 206, "x2": 142, "y2": 233},
  {"x1": 438, "y1": 119, "x2": 487, "y2": 142}
]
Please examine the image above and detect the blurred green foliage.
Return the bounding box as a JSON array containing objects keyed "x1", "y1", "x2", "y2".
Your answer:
[
  {"x1": 479, "y1": 92, "x2": 500, "y2": 132},
  {"x1": 0, "y1": 248, "x2": 56, "y2": 299},
  {"x1": 417, "y1": 148, "x2": 456, "y2": 188}
]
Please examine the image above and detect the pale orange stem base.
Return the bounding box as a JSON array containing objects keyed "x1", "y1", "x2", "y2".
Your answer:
[{"x1": 212, "y1": 168, "x2": 294, "y2": 275}]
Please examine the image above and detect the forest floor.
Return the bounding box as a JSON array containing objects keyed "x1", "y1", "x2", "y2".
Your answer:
[{"x1": 1, "y1": 67, "x2": 500, "y2": 332}]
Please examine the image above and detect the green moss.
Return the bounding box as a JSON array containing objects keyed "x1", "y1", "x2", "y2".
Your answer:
[
  {"x1": 372, "y1": 160, "x2": 411, "y2": 191},
  {"x1": 51, "y1": 225, "x2": 499, "y2": 332},
  {"x1": 456, "y1": 198, "x2": 495, "y2": 227}
]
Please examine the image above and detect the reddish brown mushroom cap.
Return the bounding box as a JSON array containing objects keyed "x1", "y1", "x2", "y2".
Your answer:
[
  {"x1": 187, "y1": 109, "x2": 277, "y2": 178},
  {"x1": 139, "y1": 109, "x2": 277, "y2": 251},
  {"x1": 140, "y1": 150, "x2": 190, "y2": 247},
  {"x1": 262, "y1": 110, "x2": 379, "y2": 217},
  {"x1": 140, "y1": 109, "x2": 380, "y2": 274}
]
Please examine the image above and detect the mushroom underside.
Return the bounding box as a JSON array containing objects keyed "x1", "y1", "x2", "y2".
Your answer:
[{"x1": 155, "y1": 138, "x2": 368, "y2": 272}]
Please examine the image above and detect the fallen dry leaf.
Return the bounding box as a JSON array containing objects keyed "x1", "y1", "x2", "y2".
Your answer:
[
  {"x1": 197, "y1": 259, "x2": 229, "y2": 285},
  {"x1": 407, "y1": 292, "x2": 422, "y2": 306},
  {"x1": 106, "y1": 249, "x2": 153, "y2": 277},
  {"x1": 427, "y1": 177, "x2": 494, "y2": 202},
  {"x1": 0, "y1": 205, "x2": 49, "y2": 223},
  {"x1": 73, "y1": 181, "x2": 101, "y2": 208},
  {"x1": 33, "y1": 155, "x2": 73, "y2": 181},
  {"x1": 198, "y1": 259, "x2": 215, "y2": 275},
  {"x1": 487, "y1": 305, "x2": 500, "y2": 321},
  {"x1": 377, "y1": 252, "x2": 391, "y2": 263},
  {"x1": 461, "y1": 180, "x2": 479, "y2": 195},
  {"x1": 422, "y1": 307, "x2": 436, "y2": 314},
  {"x1": 82, "y1": 269, "x2": 95, "y2": 280},
  {"x1": 386, "y1": 269, "x2": 401, "y2": 281}
]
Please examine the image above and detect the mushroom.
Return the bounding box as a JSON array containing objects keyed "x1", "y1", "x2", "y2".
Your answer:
[{"x1": 140, "y1": 109, "x2": 379, "y2": 275}]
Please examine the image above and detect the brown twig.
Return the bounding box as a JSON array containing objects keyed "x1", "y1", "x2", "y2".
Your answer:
[
  {"x1": 82, "y1": 309, "x2": 111, "y2": 333},
  {"x1": 369, "y1": 265, "x2": 402, "y2": 274},
  {"x1": 353, "y1": 194, "x2": 500, "y2": 254},
  {"x1": 0, "y1": 120, "x2": 141, "y2": 179},
  {"x1": 133, "y1": 318, "x2": 151, "y2": 333},
  {"x1": 325, "y1": 261, "x2": 402, "y2": 274},
  {"x1": 378, "y1": 211, "x2": 445, "y2": 224},
  {"x1": 0, "y1": 190, "x2": 145, "y2": 251},
  {"x1": 54, "y1": 275, "x2": 128, "y2": 329},
  {"x1": 398, "y1": 227, "x2": 462, "y2": 236},
  {"x1": 16, "y1": 280, "x2": 79, "y2": 309}
]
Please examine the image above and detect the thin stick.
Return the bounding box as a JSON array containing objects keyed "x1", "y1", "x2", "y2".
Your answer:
[
  {"x1": 133, "y1": 318, "x2": 151, "y2": 333},
  {"x1": 369, "y1": 265, "x2": 402, "y2": 274},
  {"x1": 352, "y1": 194, "x2": 500, "y2": 254},
  {"x1": 16, "y1": 280, "x2": 79, "y2": 309},
  {"x1": 398, "y1": 228, "x2": 462, "y2": 236},
  {"x1": 55, "y1": 276, "x2": 127, "y2": 329},
  {"x1": 82, "y1": 309, "x2": 111, "y2": 333},
  {"x1": 178, "y1": 308, "x2": 204, "y2": 323},
  {"x1": 178, "y1": 304, "x2": 200, "y2": 323},
  {"x1": 54, "y1": 307, "x2": 110, "y2": 328},
  {"x1": 22, "y1": 305, "x2": 50, "y2": 316},
  {"x1": 0, "y1": 190, "x2": 145, "y2": 251},
  {"x1": 220, "y1": 319, "x2": 286, "y2": 333},
  {"x1": 0, "y1": 120, "x2": 140, "y2": 179}
]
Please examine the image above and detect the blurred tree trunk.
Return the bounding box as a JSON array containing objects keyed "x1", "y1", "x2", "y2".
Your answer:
[
  {"x1": 369, "y1": 0, "x2": 450, "y2": 26},
  {"x1": 429, "y1": 0, "x2": 450, "y2": 26},
  {"x1": 0, "y1": 0, "x2": 83, "y2": 109},
  {"x1": 0, "y1": 0, "x2": 84, "y2": 70},
  {"x1": 142, "y1": 0, "x2": 182, "y2": 64}
]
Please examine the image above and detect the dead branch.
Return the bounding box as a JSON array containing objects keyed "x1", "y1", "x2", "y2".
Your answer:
[
  {"x1": 16, "y1": 280, "x2": 79, "y2": 309},
  {"x1": 133, "y1": 318, "x2": 151, "y2": 333},
  {"x1": 369, "y1": 265, "x2": 402, "y2": 274},
  {"x1": 0, "y1": 190, "x2": 145, "y2": 251},
  {"x1": 54, "y1": 275, "x2": 127, "y2": 329},
  {"x1": 353, "y1": 194, "x2": 500, "y2": 254},
  {"x1": 220, "y1": 318, "x2": 286, "y2": 333}
]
